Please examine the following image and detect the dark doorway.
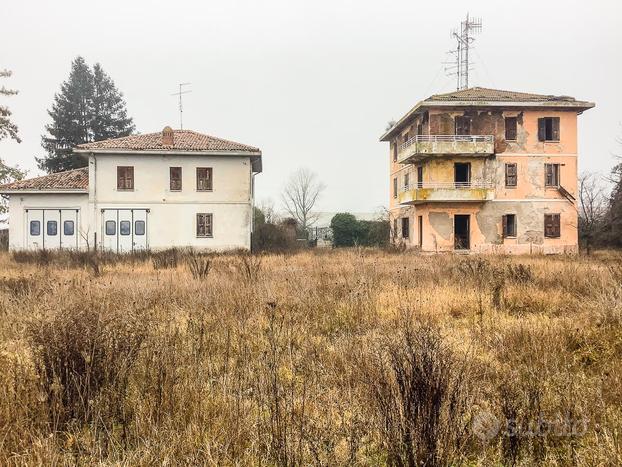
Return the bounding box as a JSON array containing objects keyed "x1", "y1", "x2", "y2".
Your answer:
[
  {"x1": 454, "y1": 163, "x2": 471, "y2": 187},
  {"x1": 418, "y1": 215, "x2": 423, "y2": 248},
  {"x1": 454, "y1": 215, "x2": 470, "y2": 250}
]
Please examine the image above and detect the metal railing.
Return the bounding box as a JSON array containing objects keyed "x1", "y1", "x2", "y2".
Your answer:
[
  {"x1": 399, "y1": 180, "x2": 495, "y2": 193},
  {"x1": 399, "y1": 134, "x2": 494, "y2": 152}
]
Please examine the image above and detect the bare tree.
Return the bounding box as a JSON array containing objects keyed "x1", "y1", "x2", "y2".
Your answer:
[
  {"x1": 281, "y1": 168, "x2": 325, "y2": 231},
  {"x1": 578, "y1": 172, "x2": 607, "y2": 254}
]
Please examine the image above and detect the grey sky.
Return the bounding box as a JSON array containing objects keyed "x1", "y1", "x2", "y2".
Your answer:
[{"x1": 2, "y1": 0, "x2": 621, "y2": 213}]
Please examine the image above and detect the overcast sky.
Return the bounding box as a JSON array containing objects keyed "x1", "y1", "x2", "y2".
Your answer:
[{"x1": 2, "y1": 0, "x2": 621, "y2": 213}]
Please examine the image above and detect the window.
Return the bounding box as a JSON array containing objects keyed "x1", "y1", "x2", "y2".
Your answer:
[
  {"x1": 117, "y1": 166, "x2": 134, "y2": 190},
  {"x1": 538, "y1": 117, "x2": 560, "y2": 142},
  {"x1": 63, "y1": 220, "x2": 74, "y2": 236},
  {"x1": 392, "y1": 142, "x2": 397, "y2": 162},
  {"x1": 505, "y1": 163, "x2": 517, "y2": 187},
  {"x1": 502, "y1": 214, "x2": 517, "y2": 238},
  {"x1": 505, "y1": 117, "x2": 518, "y2": 141},
  {"x1": 170, "y1": 167, "x2": 182, "y2": 191},
  {"x1": 544, "y1": 213, "x2": 561, "y2": 238},
  {"x1": 47, "y1": 220, "x2": 57, "y2": 236},
  {"x1": 120, "y1": 220, "x2": 131, "y2": 236},
  {"x1": 135, "y1": 220, "x2": 145, "y2": 236},
  {"x1": 418, "y1": 216, "x2": 423, "y2": 248},
  {"x1": 545, "y1": 163, "x2": 560, "y2": 187},
  {"x1": 454, "y1": 162, "x2": 471, "y2": 186},
  {"x1": 401, "y1": 217, "x2": 410, "y2": 239},
  {"x1": 196, "y1": 213, "x2": 213, "y2": 237},
  {"x1": 417, "y1": 123, "x2": 423, "y2": 135},
  {"x1": 196, "y1": 168, "x2": 213, "y2": 191},
  {"x1": 393, "y1": 177, "x2": 398, "y2": 198},
  {"x1": 455, "y1": 116, "x2": 471, "y2": 135},
  {"x1": 105, "y1": 220, "x2": 116, "y2": 235},
  {"x1": 404, "y1": 172, "x2": 410, "y2": 189},
  {"x1": 30, "y1": 220, "x2": 40, "y2": 236},
  {"x1": 417, "y1": 166, "x2": 423, "y2": 188},
  {"x1": 393, "y1": 218, "x2": 398, "y2": 239}
]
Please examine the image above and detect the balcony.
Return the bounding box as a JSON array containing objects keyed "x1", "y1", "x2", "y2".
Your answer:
[
  {"x1": 398, "y1": 181, "x2": 496, "y2": 205},
  {"x1": 398, "y1": 135, "x2": 495, "y2": 164}
]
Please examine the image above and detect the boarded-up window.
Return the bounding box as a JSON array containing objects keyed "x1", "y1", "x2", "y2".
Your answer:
[
  {"x1": 196, "y1": 213, "x2": 213, "y2": 237},
  {"x1": 401, "y1": 217, "x2": 410, "y2": 239},
  {"x1": 196, "y1": 168, "x2": 213, "y2": 191},
  {"x1": 538, "y1": 117, "x2": 560, "y2": 142},
  {"x1": 505, "y1": 163, "x2": 517, "y2": 187},
  {"x1": 544, "y1": 213, "x2": 561, "y2": 238},
  {"x1": 545, "y1": 163, "x2": 560, "y2": 187},
  {"x1": 170, "y1": 167, "x2": 182, "y2": 191},
  {"x1": 393, "y1": 177, "x2": 398, "y2": 198},
  {"x1": 505, "y1": 117, "x2": 518, "y2": 141},
  {"x1": 502, "y1": 214, "x2": 517, "y2": 238},
  {"x1": 454, "y1": 116, "x2": 471, "y2": 135},
  {"x1": 117, "y1": 166, "x2": 134, "y2": 190}
]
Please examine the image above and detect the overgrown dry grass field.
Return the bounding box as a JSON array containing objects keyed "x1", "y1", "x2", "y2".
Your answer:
[{"x1": 0, "y1": 248, "x2": 621, "y2": 466}]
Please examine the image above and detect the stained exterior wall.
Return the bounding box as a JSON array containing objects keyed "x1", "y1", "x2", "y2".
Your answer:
[{"x1": 389, "y1": 108, "x2": 580, "y2": 254}]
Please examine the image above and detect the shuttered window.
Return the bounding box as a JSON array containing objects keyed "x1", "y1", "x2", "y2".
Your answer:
[
  {"x1": 393, "y1": 177, "x2": 398, "y2": 198},
  {"x1": 455, "y1": 116, "x2": 471, "y2": 136},
  {"x1": 170, "y1": 167, "x2": 182, "y2": 191},
  {"x1": 545, "y1": 163, "x2": 560, "y2": 187},
  {"x1": 197, "y1": 213, "x2": 213, "y2": 237},
  {"x1": 505, "y1": 117, "x2": 517, "y2": 141},
  {"x1": 196, "y1": 168, "x2": 213, "y2": 191},
  {"x1": 404, "y1": 172, "x2": 410, "y2": 189},
  {"x1": 502, "y1": 214, "x2": 517, "y2": 238},
  {"x1": 392, "y1": 142, "x2": 397, "y2": 162},
  {"x1": 537, "y1": 117, "x2": 560, "y2": 142},
  {"x1": 401, "y1": 217, "x2": 410, "y2": 239},
  {"x1": 544, "y1": 214, "x2": 561, "y2": 238},
  {"x1": 117, "y1": 166, "x2": 134, "y2": 190},
  {"x1": 505, "y1": 163, "x2": 517, "y2": 187}
]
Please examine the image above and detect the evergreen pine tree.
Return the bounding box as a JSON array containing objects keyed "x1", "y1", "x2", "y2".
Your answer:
[{"x1": 38, "y1": 57, "x2": 135, "y2": 173}]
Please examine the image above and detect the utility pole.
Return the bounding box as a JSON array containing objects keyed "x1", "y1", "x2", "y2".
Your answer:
[
  {"x1": 171, "y1": 83, "x2": 192, "y2": 129},
  {"x1": 444, "y1": 14, "x2": 482, "y2": 90}
]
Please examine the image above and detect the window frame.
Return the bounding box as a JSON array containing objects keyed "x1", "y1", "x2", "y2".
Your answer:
[
  {"x1": 196, "y1": 167, "x2": 213, "y2": 192},
  {"x1": 105, "y1": 220, "x2": 116, "y2": 236},
  {"x1": 401, "y1": 217, "x2": 410, "y2": 239},
  {"x1": 135, "y1": 220, "x2": 146, "y2": 236},
  {"x1": 63, "y1": 220, "x2": 75, "y2": 236},
  {"x1": 46, "y1": 220, "x2": 58, "y2": 236},
  {"x1": 196, "y1": 213, "x2": 213, "y2": 238},
  {"x1": 119, "y1": 220, "x2": 131, "y2": 236},
  {"x1": 545, "y1": 163, "x2": 560, "y2": 187},
  {"x1": 544, "y1": 213, "x2": 561, "y2": 238},
  {"x1": 170, "y1": 166, "x2": 182, "y2": 191},
  {"x1": 393, "y1": 177, "x2": 398, "y2": 198},
  {"x1": 502, "y1": 214, "x2": 517, "y2": 238},
  {"x1": 30, "y1": 220, "x2": 41, "y2": 236},
  {"x1": 117, "y1": 166, "x2": 134, "y2": 191},
  {"x1": 538, "y1": 117, "x2": 560, "y2": 142},
  {"x1": 454, "y1": 116, "x2": 471, "y2": 136},
  {"x1": 505, "y1": 163, "x2": 518, "y2": 188},
  {"x1": 505, "y1": 116, "x2": 518, "y2": 141}
]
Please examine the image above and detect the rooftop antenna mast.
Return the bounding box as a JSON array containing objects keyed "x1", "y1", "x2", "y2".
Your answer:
[
  {"x1": 171, "y1": 83, "x2": 192, "y2": 129},
  {"x1": 444, "y1": 14, "x2": 482, "y2": 90}
]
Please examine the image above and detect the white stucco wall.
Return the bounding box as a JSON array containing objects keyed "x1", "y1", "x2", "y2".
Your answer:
[
  {"x1": 87, "y1": 153, "x2": 254, "y2": 251},
  {"x1": 7, "y1": 193, "x2": 89, "y2": 250}
]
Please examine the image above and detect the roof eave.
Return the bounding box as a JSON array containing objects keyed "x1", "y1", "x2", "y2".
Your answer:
[
  {"x1": 0, "y1": 189, "x2": 88, "y2": 195},
  {"x1": 380, "y1": 100, "x2": 595, "y2": 142},
  {"x1": 74, "y1": 148, "x2": 262, "y2": 156}
]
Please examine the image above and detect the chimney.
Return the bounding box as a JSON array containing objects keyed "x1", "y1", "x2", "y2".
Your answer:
[{"x1": 162, "y1": 126, "x2": 174, "y2": 146}]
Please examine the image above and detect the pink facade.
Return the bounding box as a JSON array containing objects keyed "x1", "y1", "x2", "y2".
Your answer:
[{"x1": 381, "y1": 88, "x2": 594, "y2": 254}]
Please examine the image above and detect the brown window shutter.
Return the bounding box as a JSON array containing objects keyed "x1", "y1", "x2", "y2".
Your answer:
[
  {"x1": 552, "y1": 117, "x2": 560, "y2": 141},
  {"x1": 538, "y1": 118, "x2": 545, "y2": 141},
  {"x1": 505, "y1": 163, "x2": 517, "y2": 187},
  {"x1": 502, "y1": 215, "x2": 508, "y2": 237},
  {"x1": 553, "y1": 214, "x2": 560, "y2": 237},
  {"x1": 393, "y1": 143, "x2": 397, "y2": 162}
]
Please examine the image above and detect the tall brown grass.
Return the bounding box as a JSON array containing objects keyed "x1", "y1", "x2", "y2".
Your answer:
[{"x1": 0, "y1": 249, "x2": 621, "y2": 465}]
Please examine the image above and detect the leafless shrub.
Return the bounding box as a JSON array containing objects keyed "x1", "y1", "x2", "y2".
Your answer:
[
  {"x1": 237, "y1": 254, "x2": 263, "y2": 282},
  {"x1": 360, "y1": 321, "x2": 474, "y2": 466},
  {"x1": 151, "y1": 249, "x2": 179, "y2": 270},
  {"x1": 506, "y1": 263, "x2": 534, "y2": 284},
  {"x1": 187, "y1": 255, "x2": 211, "y2": 280},
  {"x1": 27, "y1": 303, "x2": 148, "y2": 428}
]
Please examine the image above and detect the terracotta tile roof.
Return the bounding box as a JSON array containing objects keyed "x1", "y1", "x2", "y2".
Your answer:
[
  {"x1": 76, "y1": 128, "x2": 260, "y2": 153},
  {"x1": 0, "y1": 168, "x2": 88, "y2": 192},
  {"x1": 427, "y1": 87, "x2": 585, "y2": 103}
]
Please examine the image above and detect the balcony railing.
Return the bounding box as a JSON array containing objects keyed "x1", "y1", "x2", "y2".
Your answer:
[
  {"x1": 397, "y1": 134, "x2": 495, "y2": 163},
  {"x1": 399, "y1": 134, "x2": 494, "y2": 152},
  {"x1": 399, "y1": 180, "x2": 495, "y2": 193}
]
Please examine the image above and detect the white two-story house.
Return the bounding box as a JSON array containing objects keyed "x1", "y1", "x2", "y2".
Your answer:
[{"x1": 0, "y1": 127, "x2": 262, "y2": 252}]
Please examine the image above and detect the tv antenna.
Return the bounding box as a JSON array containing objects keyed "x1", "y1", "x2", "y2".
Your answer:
[
  {"x1": 171, "y1": 82, "x2": 192, "y2": 129},
  {"x1": 444, "y1": 14, "x2": 482, "y2": 90}
]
